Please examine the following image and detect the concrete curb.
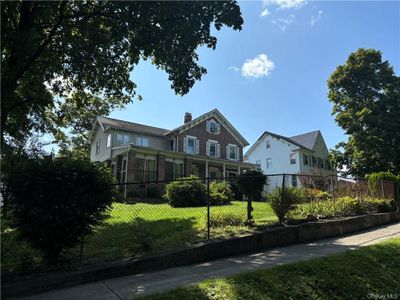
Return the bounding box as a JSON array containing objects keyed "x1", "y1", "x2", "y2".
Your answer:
[{"x1": 3, "y1": 212, "x2": 400, "y2": 298}]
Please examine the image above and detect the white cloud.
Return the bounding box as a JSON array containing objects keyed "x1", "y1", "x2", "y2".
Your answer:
[
  {"x1": 263, "y1": 0, "x2": 307, "y2": 10},
  {"x1": 241, "y1": 54, "x2": 275, "y2": 79},
  {"x1": 228, "y1": 66, "x2": 240, "y2": 72},
  {"x1": 260, "y1": 8, "x2": 270, "y2": 17},
  {"x1": 271, "y1": 14, "x2": 296, "y2": 32},
  {"x1": 310, "y1": 10, "x2": 323, "y2": 26}
]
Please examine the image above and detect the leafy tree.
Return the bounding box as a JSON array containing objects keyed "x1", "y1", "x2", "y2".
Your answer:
[
  {"x1": 327, "y1": 48, "x2": 400, "y2": 176},
  {"x1": 5, "y1": 156, "x2": 115, "y2": 261},
  {"x1": 1, "y1": 1, "x2": 243, "y2": 152}
]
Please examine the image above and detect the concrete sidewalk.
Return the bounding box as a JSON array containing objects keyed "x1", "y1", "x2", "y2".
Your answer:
[{"x1": 11, "y1": 222, "x2": 400, "y2": 300}]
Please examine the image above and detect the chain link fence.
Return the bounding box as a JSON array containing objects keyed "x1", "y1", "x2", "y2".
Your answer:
[{"x1": 2, "y1": 174, "x2": 399, "y2": 273}]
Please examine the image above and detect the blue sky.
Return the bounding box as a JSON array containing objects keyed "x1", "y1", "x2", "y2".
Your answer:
[{"x1": 109, "y1": 0, "x2": 399, "y2": 152}]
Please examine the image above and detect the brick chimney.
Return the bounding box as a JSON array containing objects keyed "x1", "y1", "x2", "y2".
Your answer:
[{"x1": 184, "y1": 112, "x2": 192, "y2": 124}]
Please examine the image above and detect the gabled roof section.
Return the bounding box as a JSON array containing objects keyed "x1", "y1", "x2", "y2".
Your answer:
[
  {"x1": 244, "y1": 130, "x2": 319, "y2": 158},
  {"x1": 290, "y1": 130, "x2": 320, "y2": 150},
  {"x1": 168, "y1": 109, "x2": 249, "y2": 146},
  {"x1": 97, "y1": 116, "x2": 170, "y2": 136}
]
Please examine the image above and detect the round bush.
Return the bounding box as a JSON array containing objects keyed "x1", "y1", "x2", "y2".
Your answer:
[
  {"x1": 5, "y1": 156, "x2": 115, "y2": 261},
  {"x1": 210, "y1": 181, "x2": 234, "y2": 205},
  {"x1": 164, "y1": 176, "x2": 207, "y2": 207}
]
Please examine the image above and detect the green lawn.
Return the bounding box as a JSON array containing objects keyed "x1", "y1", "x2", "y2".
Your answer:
[
  {"x1": 1, "y1": 200, "x2": 277, "y2": 272},
  {"x1": 142, "y1": 237, "x2": 400, "y2": 300}
]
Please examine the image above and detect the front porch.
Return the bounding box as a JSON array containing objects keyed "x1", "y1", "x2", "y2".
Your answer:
[{"x1": 108, "y1": 148, "x2": 255, "y2": 185}]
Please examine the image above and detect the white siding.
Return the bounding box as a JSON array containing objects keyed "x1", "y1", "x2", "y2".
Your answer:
[
  {"x1": 90, "y1": 127, "x2": 112, "y2": 162},
  {"x1": 245, "y1": 134, "x2": 301, "y2": 192}
]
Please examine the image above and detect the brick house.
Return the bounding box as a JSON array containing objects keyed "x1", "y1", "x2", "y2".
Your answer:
[{"x1": 89, "y1": 109, "x2": 255, "y2": 187}]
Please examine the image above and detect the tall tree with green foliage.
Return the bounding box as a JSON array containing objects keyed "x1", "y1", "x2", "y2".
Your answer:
[
  {"x1": 1, "y1": 1, "x2": 243, "y2": 154},
  {"x1": 327, "y1": 48, "x2": 400, "y2": 176}
]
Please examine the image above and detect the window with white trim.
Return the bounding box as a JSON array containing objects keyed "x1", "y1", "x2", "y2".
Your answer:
[
  {"x1": 266, "y1": 140, "x2": 271, "y2": 149},
  {"x1": 184, "y1": 136, "x2": 199, "y2": 154},
  {"x1": 116, "y1": 132, "x2": 131, "y2": 146},
  {"x1": 256, "y1": 160, "x2": 261, "y2": 170},
  {"x1": 206, "y1": 119, "x2": 220, "y2": 134},
  {"x1": 207, "y1": 140, "x2": 220, "y2": 157},
  {"x1": 266, "y1": 158, "x2": 272, "y2": 169},
  {"x1": 136, "y1": 136, "x2": 149, "y2": 147},
  {"x1": 290, "y1": 153, "x2": 296, "y2": 164},
  {"x1": 106, "y1": 134, "x2": 111, "y2": 148},
  {"x1": 227, "y1": 144, "x2": 238, "y2": 160}
]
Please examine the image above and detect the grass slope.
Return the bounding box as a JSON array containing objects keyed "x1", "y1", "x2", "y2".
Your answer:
[
  {"x1": 2, "y1": 201, "x2": 277, "y2": 272},
  {"x1": 143, "y1": 237, "x2": 400, "y2": 300}
]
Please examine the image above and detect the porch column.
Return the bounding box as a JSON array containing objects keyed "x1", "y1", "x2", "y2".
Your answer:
[
  {"x1": 126, "y1": 150, "x2": 136, "y2": 183},
  {"x1": 157, "y1": 154, "x2": 166, "y2": 182},
  {"x1": 205, "y1": 160, "x2": 209, "y2": 178},
  {"x1": 237, "y1": 165, "x2": 241, "y2": 175},
  {"x1": 184, "y1": 158, "x2": 192, "y2": 177},
  {"x1": 223, "y1": 163, "x2": 226, "y2": 179},
  {"x1": 116, "y1": 155, "x2": 123, "y2": 180},
  {"x1": 125, "y1": 151, "x2": 136, "y2": 198}
]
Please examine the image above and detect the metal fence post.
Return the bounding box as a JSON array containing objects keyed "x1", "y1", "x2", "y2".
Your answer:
[
  {"x1": 79, "y1": 233, "x2": 84, "y2": 266},
  {"x1": 207, "y1": 178, "x2": 210, "y2": 241},
  {"x1": 280, "y1": 174, "x2": 285, "y2": 221},
  {"x1": 331, "y1": 174, "x2": 335, "y2": 211}
]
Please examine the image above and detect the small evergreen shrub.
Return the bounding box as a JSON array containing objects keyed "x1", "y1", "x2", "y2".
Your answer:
[
  {"x1": 210, "y1": 181, "x2": 234, "y2": 205},
  {"x1": 269, "y1": 187, "x2": 303, "y2": 223},
  {"x1": 164, "y1": 176, "x2": 207, "y2": 207}
]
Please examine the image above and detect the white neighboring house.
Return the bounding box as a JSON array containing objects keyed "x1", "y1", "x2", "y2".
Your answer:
[{"x1": 244, "y1": 130, "x2": 336, "y2": 192}]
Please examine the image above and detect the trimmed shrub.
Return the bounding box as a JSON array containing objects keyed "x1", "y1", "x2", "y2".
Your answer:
[
  {"x1": 5, "y1": 156, "x2": 114, "y2": 262},
  {"x1": 164, "y1": 176, "x2": 207, "y2": 207},
  {"x1": 210, "y1": 181, "x2": 234, "y2": 205},
  {"x1": 209, "y1": 212, "x2": 245, "y2": 227},
  {"x1": 269, "y1": 187, "x2": 303, "y2": 223}
]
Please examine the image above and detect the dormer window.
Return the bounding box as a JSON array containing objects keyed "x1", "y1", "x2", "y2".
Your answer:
[{"x1": 206, "y1": 119, "x2": 220, "y2": 134}]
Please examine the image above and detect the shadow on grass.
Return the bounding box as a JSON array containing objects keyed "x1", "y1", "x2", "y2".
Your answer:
[{"x1": 76, "y1": 217, "x2": 203, "y2": 264}]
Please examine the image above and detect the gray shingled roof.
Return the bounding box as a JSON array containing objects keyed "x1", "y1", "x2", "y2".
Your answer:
[
  {"x1": 98, "y1": 116, "x2": 170, "y2": 136},
  {"x1": 290, "y1": 130, "x2": 320, "y2": 150}
]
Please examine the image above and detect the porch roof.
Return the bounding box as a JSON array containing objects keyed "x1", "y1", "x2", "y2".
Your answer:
[{"x1": 111, "y1": 144, "x2": 256, "y2": 169}]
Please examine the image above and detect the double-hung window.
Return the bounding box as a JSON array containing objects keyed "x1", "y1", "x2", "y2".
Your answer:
[
  {"x1": 266, "y1": 158, "x2": 272, "y2": 169},
  {"x1": 266, "y1": 140, "x2": 271, "y2": 149},
  {"x1": 207, "y1": 140, "x2": 220, "y2": 157},
  {"x1": 136, "y1": 136, "x2": 149, "y2": 147},
  {"x1": 184, "y1": 136, "x2": 199, "y2": 154},
  {"x1": 134, "y1": 156, "x2": 156, "y2": 182},
  {"x1": 290, "y1": 153, "x2": 296, "y2": 164},
  {"x1": 227, "y1": 144, "x2": 238, "y2": 160},
  {"x1": 256, "y1": 160, "x2": 262, "y2": 170},
  {"x1": 116, "y1": 133, "x2": 131, "y2": 146}
]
